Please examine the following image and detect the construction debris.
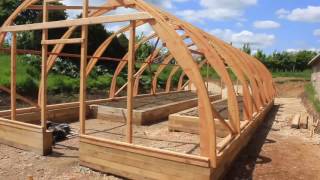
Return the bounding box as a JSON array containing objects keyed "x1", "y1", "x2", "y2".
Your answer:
[
  {"x1": 291, "y1": 113, "x2": 301, "y2": 129},
  {"x1": 299, "y1": 113, "x2": 308, "y2": 129}
]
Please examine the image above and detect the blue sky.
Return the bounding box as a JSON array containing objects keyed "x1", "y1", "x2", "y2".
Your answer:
[{"x1": 64, "y1": 0, "x2": 320, "y2": 54}]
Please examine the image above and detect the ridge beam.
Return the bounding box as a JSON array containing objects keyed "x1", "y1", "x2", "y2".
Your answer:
[{"x1": 0, "y1": 13, "x2": 153, "y2": 32}]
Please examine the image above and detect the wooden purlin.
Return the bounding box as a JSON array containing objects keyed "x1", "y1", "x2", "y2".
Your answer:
[{"x1": 0, "y1": 13, "x2": 153, "y2": 32}]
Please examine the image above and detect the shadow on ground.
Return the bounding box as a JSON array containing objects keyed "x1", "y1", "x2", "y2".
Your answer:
[{"x1": 224, "y1": 105, "x2": 280, "y2": 180}]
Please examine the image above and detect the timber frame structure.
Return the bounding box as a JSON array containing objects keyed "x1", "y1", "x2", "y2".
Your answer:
[{"x1": 0, "y1": 0, "x2": 276, "y2": 179}]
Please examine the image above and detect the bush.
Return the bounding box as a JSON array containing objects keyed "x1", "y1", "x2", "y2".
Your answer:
[
  {"x1": 305, "y1": 83, "x2": 320, "y2": 112},
  {"x1": 47, "y1": 75, "x2": 79, "y2": 94},
  {"x1": 88, "y1": 74, "x2": 113, "y2": 91}
]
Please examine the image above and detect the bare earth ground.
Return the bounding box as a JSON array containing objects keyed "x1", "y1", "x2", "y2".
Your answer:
[{"x1": 1, "y1": 80, "x2": 320, "y2": 179}]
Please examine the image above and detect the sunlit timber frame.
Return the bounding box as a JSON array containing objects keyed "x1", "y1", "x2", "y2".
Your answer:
[{"x1": 0, "y1": 0, "x2": 276, "y2": 179}]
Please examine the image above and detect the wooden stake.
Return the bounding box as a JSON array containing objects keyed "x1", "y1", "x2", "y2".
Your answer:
[
  {"x1": 206, "y1": 62, "x2": 209, "y2": 90},
  {"x1": 127, "y1": 21, "x2": 136, "y2": 143},
  {"x1": 11, "y1": 32, "x2": 17, "y2": 120},
  {"x1": 80, "y1": 0, "x2": 89, "y2": 135},
  {"x1": 40, "y1": 2, "x2": 48, "y2": 129}
]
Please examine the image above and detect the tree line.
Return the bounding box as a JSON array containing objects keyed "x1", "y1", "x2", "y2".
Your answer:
[{"x1": 242, "y1": 44, "x2": 317, "y2": 72}]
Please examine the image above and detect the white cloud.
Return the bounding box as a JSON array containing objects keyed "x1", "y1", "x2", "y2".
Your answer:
[
  {"x1": 253, "y1": 20, "x2": 280, "y2": 29},
  {"x1": 314, "y1": 29, "x2": 320, "y2": 37},
  {"x1": 286, "y1": 48, "x2": 320, "y2": 53},
  {"x1": 209, "y1": 29, "x2": 275, "y2": 49},
  {"x1": 277, "y1": 6, "x2": 320, "y2": 23},
  {"x1": 176, "y1": 0, "x2": 257, "y2": 22}
]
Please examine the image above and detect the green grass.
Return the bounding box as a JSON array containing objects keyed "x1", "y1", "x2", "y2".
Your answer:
[
  {"x1": 272, "y1": 70, "x2": 311, "y2": 80},
  {"x1": 305, "y1": 83, "x2": 320, "y2": 112},
  {"x1": 0, "y1": 54, "x2": 38, "y2": 96}
]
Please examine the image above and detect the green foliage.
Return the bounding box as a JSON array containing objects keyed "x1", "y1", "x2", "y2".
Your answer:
[
  {"x1": 272, "y1": 70, "x2": 311, "y2": 80},
  {"x1": 0, "y1": 0, "x2": 39, "y2": 26},
  {"x1": 254, "y1": 50, "x2": 317, "y2": 73},
  {"x1": 0, "y1": 53, "x2": 38, "y2": 96},
  {"x1": 136, "y1": 34, "x2": 154, "y2": 62},
  {"x1": 305, "y1": 83, "x2": 320, "y2": 112},
  {"x1": 242, "y1": 43, "x2": 251, "y2": 55},
  {"x1": 13, "y1": 1, "x2": 68, "y2": 50}
]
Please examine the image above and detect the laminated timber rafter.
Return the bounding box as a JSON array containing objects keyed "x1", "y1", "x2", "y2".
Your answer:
[{"x1": 0, "y1": 0, "x2": 276, "y2": 179}]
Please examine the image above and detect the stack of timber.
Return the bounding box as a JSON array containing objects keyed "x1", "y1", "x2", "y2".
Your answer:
[{"x1": 291, "y1": 112, "x2": 311, "y2": 129}]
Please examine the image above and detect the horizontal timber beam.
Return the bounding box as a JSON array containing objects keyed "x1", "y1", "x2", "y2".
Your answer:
[
  {"x1": 28, "y1": 5, "x2": 119, "y2": 10},
  {"x1": 41, "y1": 38, "x2": 84, "y2": 45},
  {"x1": 0, "y1": 13, "x2": 153, "y2": 32}
]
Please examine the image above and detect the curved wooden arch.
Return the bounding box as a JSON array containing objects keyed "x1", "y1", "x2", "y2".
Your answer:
[
  {"x1": 109, "y1": 32, "x2": 157, "y2": 98},
  {"x1": 177, "y1": 60, "x2": 207, "y2": 91},
  {"x1": 0, "y1": 0, "x2": 276, "y2": 169},
  {"x1": 133, "y1": 40, "x2": 161, "y2": 96},
  {"x1": 151, "y1": 42, "x2": 197, "y2": 94}
]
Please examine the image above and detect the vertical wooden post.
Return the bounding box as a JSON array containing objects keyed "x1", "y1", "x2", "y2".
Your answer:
[
  {"x1": 206, "y1": 61, "x2": 209, "y2": 89},
  {"x1": 220, "y1": 79, "x2": 223, "y2": 96},
  {"x1": 236, "y1": 79, "x2": 239, "y2": 95},
  {"x1": 11, "y1": 32, "x2": 17, "y2": 120},
  {"x1": 126, "y1": 20, "x2": 136, "y2": 143},
  {"x1": 41, "y1": 2, "x2": 48, "y2": 129},
  {"x1": 80, "y1": 0, "x2": 89, "y2": 134}
]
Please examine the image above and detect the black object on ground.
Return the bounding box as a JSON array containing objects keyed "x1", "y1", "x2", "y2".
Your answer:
[{"x1": 47, "y1": 121, "x2": 71, "y2": 143}]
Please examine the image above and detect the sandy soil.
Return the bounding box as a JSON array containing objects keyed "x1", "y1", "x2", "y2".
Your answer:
[{"x1": 225, "y1": 98, "x2": 320, "y2": 180}]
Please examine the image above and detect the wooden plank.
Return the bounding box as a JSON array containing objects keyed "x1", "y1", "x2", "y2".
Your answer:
[
  {"x1": 299, "y1": 113, "x2": 308, "y2": 129},
  {"x1": 80, "y1": 0, "x2": 89, "y2": 135},
  {"x1": 0, "y1": 13, "x2": 153, "y2": 32},
  {"x1": 80, "y1": 135, "x2": 210, "y2": 167},
  {"x1": 291, "y1": 113, "x2": 300, "y2": 129},
  {"x1": 28, "y1": 5, "x2": 114, "y2": 10},
  {"x1": 10, "y1": 32, "x2": 17, "y2": 120},
  {"x1": 40, "y1": 2, "x2": 48, "y2": 129},
  {"x1": 44, "y1": 0, "x2": 61, "y2": 3},
  {"x1": 41, "y1": 38, "x2": 83, "y2": 45},
  {"x1": 80, "y1": 142, "x2": 211, "y2": 180},
  {"x1": 127, "y1": 21, "x2": 136, "y2": 143},
  {"x1": 0, "y1": 118, "x2": 52, "y2": 155}
]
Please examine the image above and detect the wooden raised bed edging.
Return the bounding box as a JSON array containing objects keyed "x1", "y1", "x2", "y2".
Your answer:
[
  {"x1": 168, "y1": 97, "x2": 244, "y2": 136},
  {"x1": 0, "y1": 117, "x2": 52, "y2": 155},
  {"x1": 79, "y1": 101, "x2": 274, "y2": 180},
  {"x1": 90, "y1": 93, "x2": 222, "y2": 125}
]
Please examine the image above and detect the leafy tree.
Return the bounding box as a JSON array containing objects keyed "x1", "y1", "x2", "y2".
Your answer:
[
  {"x1": 0, "y1": 0, "x2": 39, "y2": 26},
  {"x1": 135, "y1": 34, "x2": 154, "y2": 62},
  {"x1": 254, "y1": 49, "x2": 267, "y2": 62},
  {"x1": 242, "y1": 43, "x2": 251, "y2": 55}
]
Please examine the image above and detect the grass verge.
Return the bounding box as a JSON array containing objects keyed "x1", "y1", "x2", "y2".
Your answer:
[{"x1": 304, "y1": 83, "x2": 320, "y2": 112}]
